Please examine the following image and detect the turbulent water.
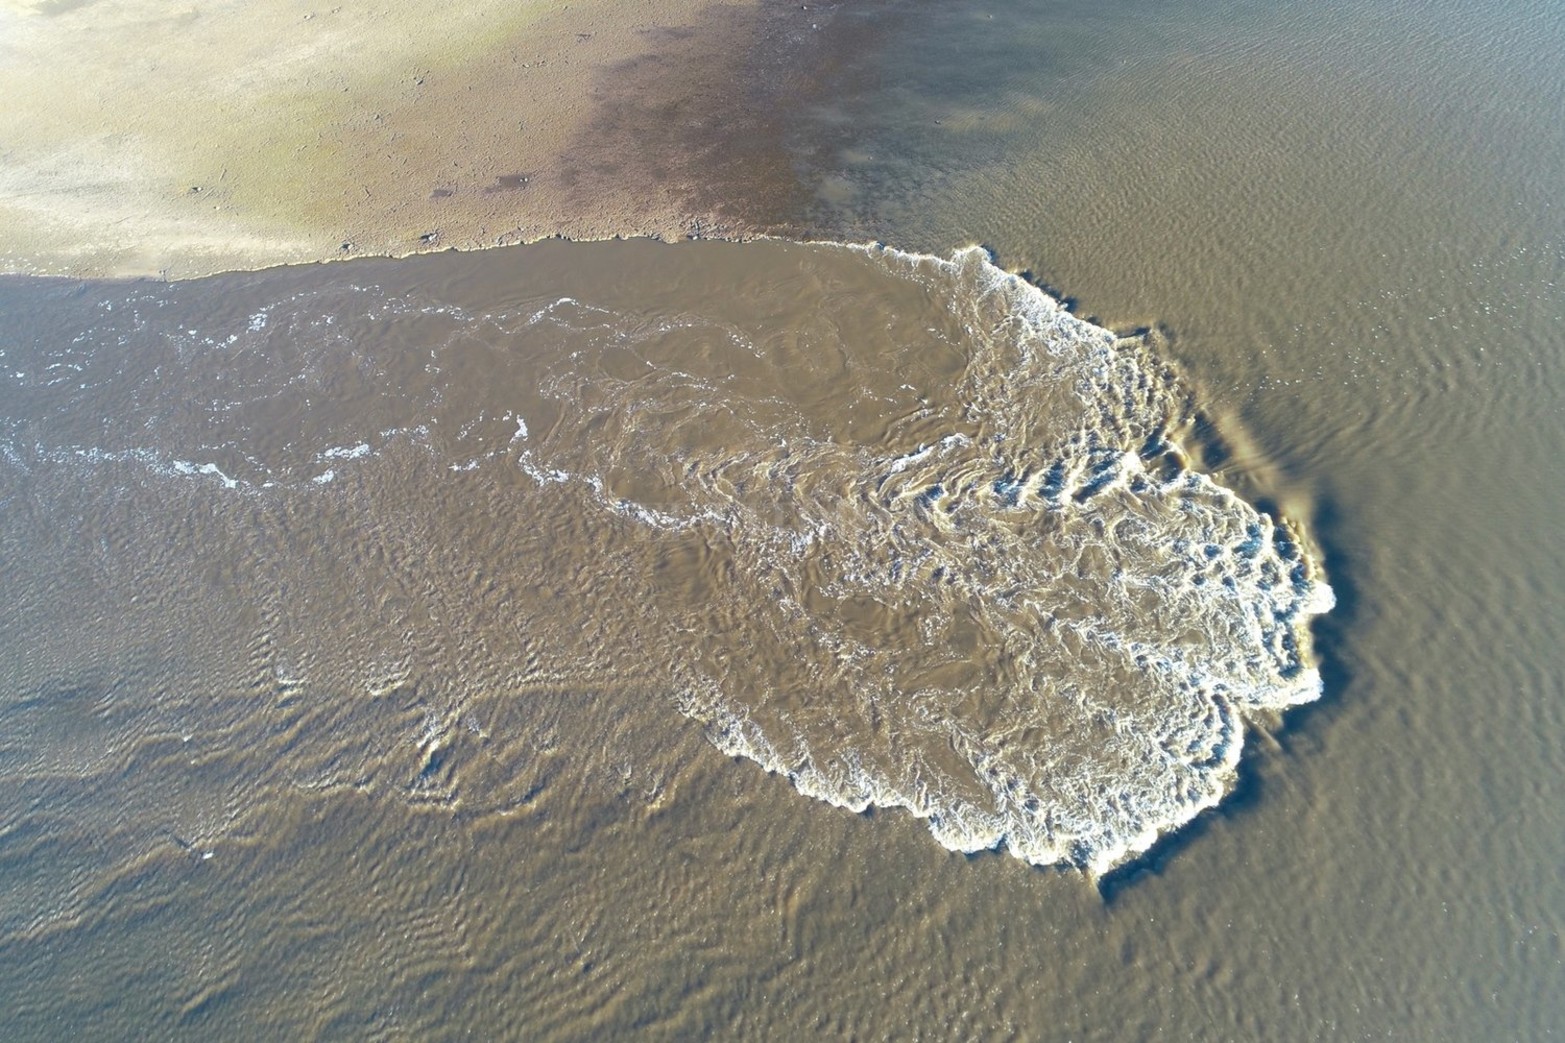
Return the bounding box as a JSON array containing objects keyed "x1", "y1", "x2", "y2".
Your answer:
[
  {"x1": 5, "y1": 0, "x2": 1564, "y2": 1038},
  {"x1": 0, "y1": 242, "x2": 1328, "y2": 882}
]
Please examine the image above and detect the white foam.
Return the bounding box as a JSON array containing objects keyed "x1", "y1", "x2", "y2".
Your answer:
[
  {"x1": 317, "y1": 443, "x2": 372, "y2": 461},
  {"x1": 7, "y1": 238, "x2": 1331, "y2": 877},
  {"x1": 171, "y1": 460, "x2": 240, "y2": 489},
  {"x1": 666, "y1": 243, "x2": 1335, "y2": 874}
]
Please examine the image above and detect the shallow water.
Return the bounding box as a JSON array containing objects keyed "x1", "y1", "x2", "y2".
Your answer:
[
  {"x1": 0, "y1": 238, "x2": 1331, "y2": 888},
  {"x1": 2, "y1": 0, "x2": 1563, "y2": 1039}
]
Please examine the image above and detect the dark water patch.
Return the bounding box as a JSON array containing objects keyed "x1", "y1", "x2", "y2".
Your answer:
[
  {"x1": 554, "y1": 1, "x2": 932, "y2": 239},
  {"x1": 1295, "y1": 493, "x2": 1369, "y2": 716},
  {"x1": 1096, "y1": 746, "x2": 1272, "y2": 903},
  {"x1": 482, "y1": 173, "x2": 531, "y2": 194}
]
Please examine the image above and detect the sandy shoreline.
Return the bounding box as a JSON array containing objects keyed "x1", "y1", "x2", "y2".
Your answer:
[{"x1": 0, "y1": 0, "x2": 844, "y2": 280}]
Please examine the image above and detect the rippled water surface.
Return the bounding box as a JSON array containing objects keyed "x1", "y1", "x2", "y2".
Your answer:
[{"x1": 3, "y1": 0, "x2": 1563, "y2": 1039}]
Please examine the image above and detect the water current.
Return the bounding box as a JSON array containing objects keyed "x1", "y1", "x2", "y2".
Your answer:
[
  {"x1": 0, "y1": 241, "x2": 1330, "y2": 881},
  {"x1": 2, "y1": 0, "x2": 1563, "y2": 1038}
]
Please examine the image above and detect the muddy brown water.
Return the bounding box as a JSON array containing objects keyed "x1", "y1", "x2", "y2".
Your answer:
[{"x1": 2, "y1": 0, "x2": 1562, "y2": 1039}]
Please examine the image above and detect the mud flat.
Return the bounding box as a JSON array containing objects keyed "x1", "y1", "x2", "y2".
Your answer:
[{"x1": 0, "y1": 0, "x2": 839, "y2": 279}]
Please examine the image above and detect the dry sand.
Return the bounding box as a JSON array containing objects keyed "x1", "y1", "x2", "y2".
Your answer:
[{"x1": 0, "y1": 0, "x2": 839, "y2": 279}]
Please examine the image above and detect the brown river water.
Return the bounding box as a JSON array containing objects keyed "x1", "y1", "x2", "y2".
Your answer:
[{"x1": 1, "y1": 0, "x2": 1562, "y2": 1038}]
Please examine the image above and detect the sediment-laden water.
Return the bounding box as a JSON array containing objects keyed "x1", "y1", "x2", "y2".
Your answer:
[
  {"x1": 0, "y1": 241, "x2": 1329, "y2": 889},
  {"x1": 2, "y1": 0, "x2": 1562, "y2": 1039}
]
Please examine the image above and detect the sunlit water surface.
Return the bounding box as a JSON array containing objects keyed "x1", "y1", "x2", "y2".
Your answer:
[{"x1": 2, "y1": 0, "x2": 1562, "y2": 1038}]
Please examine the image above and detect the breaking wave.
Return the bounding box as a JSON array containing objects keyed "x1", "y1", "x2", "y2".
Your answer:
[
  {"x1": 502, "y1": 242, "x2": 1334, "y2": 873},
  {"x1": 0, "y1": 240, "x2": 1330, "y2": 875}
]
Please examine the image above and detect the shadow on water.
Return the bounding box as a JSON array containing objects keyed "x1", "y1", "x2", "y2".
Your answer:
[
  {"x1": 993, "y1": 250, "x2": 1162, "y2": 341},
  {"x1": 1301, "y1": 494, "x2": 1366, "y2": 713},
  {"x1": 1185, "y1": 409, "x2": 1234, "y2": 470},
  {"x1": 853, "y1": 267, "x2": 1370, "y2": 897},
  {"x1": 1094, "y1": 747, "x2": 1269, "y2": 901},
  {"x1": 1094, "y1": 491, "x2": 1365, "y2": 902},
  {"x1": 1010, "y1": 265, "x2": 1081, "y2": 317}
]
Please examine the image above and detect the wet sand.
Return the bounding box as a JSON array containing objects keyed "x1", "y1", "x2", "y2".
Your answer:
[{"x1": 0, "y1": 0, "x2": 847, "y2": 279}]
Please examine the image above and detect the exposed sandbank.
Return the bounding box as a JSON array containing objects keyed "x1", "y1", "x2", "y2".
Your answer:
[{"x1": 0, "y1": 0, "x2": 843, "y2": 279}]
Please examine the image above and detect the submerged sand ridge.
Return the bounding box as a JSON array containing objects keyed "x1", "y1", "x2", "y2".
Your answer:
[{"x1": 0, "y1": 0, "x2": 838, "y2": 278}]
